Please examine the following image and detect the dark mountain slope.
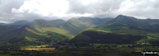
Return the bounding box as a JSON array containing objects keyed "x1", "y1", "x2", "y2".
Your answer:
[
  {"x1": 70, "y1": 30, "x2": 143, "y2": 46},
  {"x1": 0, "y1": 25, "x2": 70, "y2": 49}
]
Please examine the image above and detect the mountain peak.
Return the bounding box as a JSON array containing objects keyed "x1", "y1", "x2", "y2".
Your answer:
[
  {"x1": 114, "y1": 15, "x2": 137, "y2": 22},
  {"x1": 116, "y1": 15, "x2": 126, "y2": 17},
  {"x1": 116, "y1": 15, "x2": 136, "y2": 19}
]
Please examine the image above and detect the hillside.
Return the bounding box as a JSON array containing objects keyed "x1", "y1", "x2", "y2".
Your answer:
[
  {"x1": 70, "y1": 29, "x2": 144, "y2": 47},
  {"x1": 0, "y1": 17, "x2": 111, "y2": 48},
  {"x1": 0, "y1": 25, "x2": 69, "y2": 48},
  {"x1": 97, "y1": 15, "x2": 159, "y2": 35},
  {"x1": 1, "y1": 15, "x2": 159, "y2": 48},
  {"x1": 70, "y1": 15, "x2": 159, "y2": 47}
]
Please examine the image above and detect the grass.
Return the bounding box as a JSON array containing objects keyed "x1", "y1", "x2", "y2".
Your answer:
[
  {"x1": 35, "y1": 27, "x2": 74, "y2": 38},
  {"x1": 26, "y1": 28, "x2": 48, "y2": 36},
  {"x1": 84, "y1": 28, "x2": 112, "y2": 33}
]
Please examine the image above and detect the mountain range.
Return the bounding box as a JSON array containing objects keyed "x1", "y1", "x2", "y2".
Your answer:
[
  {"x1": 0, "y1": 15, "x2": 159, "y2": 48},
  {"x1": 0, "y1": 17, "x2": 112, "y2": 48},
  {"x1": 71, "y1": 15, "x2": 159, "y2": 47}
]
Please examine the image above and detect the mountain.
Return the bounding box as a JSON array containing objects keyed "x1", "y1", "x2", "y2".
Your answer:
[
  {"x1": 30, "y1": 18, "x2": 112, "y2": 37},
  {"x1": 0, "y1": 17, "x2": 111, "y2": 48},
  {"x1": 2, "y1": 15, "x2": 159, "y2": 48},
  {"x1": 70, "y1": 15, "x2": 159, "y2": 47},
  {"x1": 0, "y1": 24, "x2": 69, "y2": 48},
  {"x1": 97, "y1": 15, "x2": 159, "y2": 35}
]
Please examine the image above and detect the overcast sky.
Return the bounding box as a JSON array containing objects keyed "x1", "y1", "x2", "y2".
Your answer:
[{"x1": 0, "y1": 0, "x2": 158, "y2": 23}]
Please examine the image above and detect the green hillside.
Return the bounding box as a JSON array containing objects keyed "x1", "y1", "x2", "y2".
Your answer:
[
  {"x1": 70, "y1": 15, "x2": 159, "y2": 48},
  {"x1": 29, "y1": 18, "x2": 112, "y2": 37},
  {"x1": 0, "y1": 25, "x2": 69, "y2": 48},
  {"x1": 97, "y1": 15, "x2": 159, "y2": 35},
  {"x1": 0, "y1": 17, "x2": 111, "y2": 48}
]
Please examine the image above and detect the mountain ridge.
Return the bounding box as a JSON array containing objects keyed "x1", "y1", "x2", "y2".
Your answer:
[
  {"x1": 70, "y1": 15, "x2": 159, "y2": 47},
  {"x1": 0, "y1": 17, "x2": 112, "y2": 47}
]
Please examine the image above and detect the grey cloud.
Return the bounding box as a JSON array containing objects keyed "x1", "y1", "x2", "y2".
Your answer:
[
  {"x1": 119, "y1": 0, "x2": 159, "y2": 19},
  {"x1": 68, "y1": 0, "x2": 159, "y2": 18},
  {"x1": 0, "y1": 0, "x2": 159, "y2": 22},
  {"x1": 0, "y1": 0, "x2": 25, "y2": 21},
  {"x1": 68, "y1": 0, "x2": 123, "y2": 17},
  {"x1": 0, "y1": 0, "x2": 24, "y2": 13}
]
